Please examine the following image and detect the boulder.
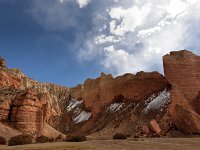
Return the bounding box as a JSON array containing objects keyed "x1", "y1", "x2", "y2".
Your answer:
[
  {"x1": 150, "y1": 119, "x2": 161, "y2": 134},
  {"x1": 141, "y1": 126, "x2": 150, "y2": 134}
]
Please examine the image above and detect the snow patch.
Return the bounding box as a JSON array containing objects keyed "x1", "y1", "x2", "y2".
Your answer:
[
  {"x1": 144, "y1": 89, "x2": 170, "y2": 113},
  {"x1": 73, "y1": 111, "x2": 91, "y2": 123},
  {"x1": 67, "y1": 98, "x2": 83, "y2": 112},
  {"x1": 107, "y1": 103, "x2": 124, "y2": 112},
  {"x1": 65, "y1": 123, "x2": 69, "y2": 131}
]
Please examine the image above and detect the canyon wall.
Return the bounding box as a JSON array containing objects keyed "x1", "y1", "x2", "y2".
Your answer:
[
  {"x1": 0, "y1": 57, "x2": 70, "y2": 136},
  {"x1": 71, "y1": 72, "x2": 168, "y2": 115},
  {"x1": 163, "y1": 50, "x2": 200, "y2": 134},
  {"x1": 1, "y1": 50, "x2": 200, "y2": 137}
]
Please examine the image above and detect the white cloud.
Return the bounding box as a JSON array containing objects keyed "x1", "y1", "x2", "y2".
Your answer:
[
  {"x1": 103, "y1": 45, "x2": 152, "y2": 74},
  {"x1": 76, "y1": 0, "x2": 90, "y2": 8},
  {"x1": 94, "y1": 34, "x2": 123, "y2": 44},
  {"x1": 29, "y1": 0, "x2": 200, "y2": 76},
  {"x1": 79, "y1": 0, "x2": 200, "y2": 75},
  {"x1": 103, "y1": 46, "x2": 137, "y2": 74},
  {"x1": 166, "y1": 0, "x2": 187, "y2": 17},
  {"x1": 59, "y1": 0, "x2": 91, "y2": 8},
  {"x1": 109, "y1": 3, "x2": 152, "y2": 36}
]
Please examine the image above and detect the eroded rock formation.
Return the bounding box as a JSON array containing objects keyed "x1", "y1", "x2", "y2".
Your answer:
[
  {"x1": 1, "y1": 50, "x2": 200, "y2": 138},
  {"x1": 71, "y1": 72, "x2": 168, "y2": 114},
  {"x1": 163, "y1": 50, "x2": 200, "y2": 101},
  {"x1": 163, "y1": 50, "x2": 200, "y2": 134},
  {"x1": 0, "y1": 63, "x2": 70, "y2": 137},
  {"x1": 10, "y1": 89, "x2": 46, "y2": 135}
]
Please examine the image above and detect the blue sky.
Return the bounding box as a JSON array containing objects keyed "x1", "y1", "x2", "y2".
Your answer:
[
  {"x1": 0, "y1": 0, "x2": 102, "y2": 87},
  {"x1": 0, "y1": 0, "x2": 200, "y2": 87}
]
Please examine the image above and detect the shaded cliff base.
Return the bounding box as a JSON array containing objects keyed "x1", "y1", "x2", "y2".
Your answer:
[{"x1": 1, "y1": 50, "x2": 200, "y2": 139}]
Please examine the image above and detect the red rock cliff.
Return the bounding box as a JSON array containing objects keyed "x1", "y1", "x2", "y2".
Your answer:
[
  {"x1": 10, "y1": 89, "x2": 47, "y2": 135},
  {"x1": 0, "y1": 59, "x2": 70, "y2": 137},
  {"x1": 163, "y1": 50, "x2": 200, "y2": 101},
  {"x1": 2, "y1": 50, "x2": 200, "y2": 137},
  {"x1": 71, "y1": 72, "x2": 168, "y2": 114},
  {"x1": 163, "y1": 50, "x2": 200, "y2": 134}
]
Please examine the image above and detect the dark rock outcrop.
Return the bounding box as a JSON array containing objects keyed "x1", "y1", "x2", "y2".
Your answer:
[{"x1": 0, "y1": 57, "x2": 6, "y2": 67}]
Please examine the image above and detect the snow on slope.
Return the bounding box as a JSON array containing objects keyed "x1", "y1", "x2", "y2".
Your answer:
[
  {"x1": 67, "y1": 98, "x2": 83, "y2": 112},
  {"x1": 67, "y1": 98, "x2": 91, "y2": 124},
  {"x1": 107, "y1": 103, "x2": 124, "y2": 111},
  {"x1": 73, "y1": 111, "x2": 91, "y2": 123},
  {"x1": 144, "y1": 89, "x2": 170, "y2": 113}
]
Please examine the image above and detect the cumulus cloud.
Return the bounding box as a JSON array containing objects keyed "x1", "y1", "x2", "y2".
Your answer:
[
  {"x1": 80, "y1": 0, "x2": 200, "y2": 75},
  {"x1": 29, "y1": 0, "x2": 200, "y2": 76},
  {"x1": 109, "y1": 3, "x2": 152, "y2": 36}
]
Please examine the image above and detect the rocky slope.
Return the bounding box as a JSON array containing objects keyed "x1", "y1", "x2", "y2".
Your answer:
[
  {"x1": 0, "y1": 50, "x2": 200, "y2": 138},
  {"x1": 64, "y1": 72, "x2": 168, "y2": 136}
]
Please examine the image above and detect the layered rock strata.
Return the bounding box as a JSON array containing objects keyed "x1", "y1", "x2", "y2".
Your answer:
[
  {"x1": 1, "y1": 50, "x2": 200, "y2": 137},
  {"x1": 71, "y1": 72, "x2": 168, "y2": 114},
  {"x1": 163, "y1": 50, "x2": 200, "y2": 134}
]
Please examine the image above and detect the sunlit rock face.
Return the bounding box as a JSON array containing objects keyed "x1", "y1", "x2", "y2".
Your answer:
[
  {"x1": 9, "y1": 89, "x2": 46, "y2": 135},
  {"x1": 0, "y1": 89, "x2": 46, "y2": 135},
  {"x1": 0, "y1": 58, "x2": 70, "y2": 137},
  {"x1": 163, "y1": 50, "x2": 200, "y2": 134},
  {"x1": 163, "y1": 50, "x2": 200, "y2": 101},
  {"x1": 71, "y1": 72, "x2": 168, "y2": 115},
  {"x1": 1, "y1": 50, "x2": 200, "y2": 138}
]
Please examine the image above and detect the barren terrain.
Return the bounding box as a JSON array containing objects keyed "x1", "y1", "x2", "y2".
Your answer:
[{"x1": 1, "y1": 138, "x2": 200, "y2": 150}]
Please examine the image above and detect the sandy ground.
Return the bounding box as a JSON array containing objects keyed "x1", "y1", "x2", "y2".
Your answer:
[
  {"x1": 0, "y1": 123, "x2": 21, "y2": 139},
  {"x1": 0, "y1": 138, "x2": 200, "y2": 150}
]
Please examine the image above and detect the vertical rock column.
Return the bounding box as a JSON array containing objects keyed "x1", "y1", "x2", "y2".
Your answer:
[
  {"x1": 162, "y1": 50, "x2": 200, "y2": 134},
  {"x1": 10, "y1": 89, "x2": 45, "y2": 136}
]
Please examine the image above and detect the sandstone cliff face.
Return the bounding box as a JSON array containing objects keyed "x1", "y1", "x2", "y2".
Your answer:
[
  {"x1": 71, "y1": 72, "x2": 168, "y2": 114},
  {"x1": 0, "y1": 89, "x2": 19, "y2": 121},
  {"x1": 0, "y1": 59, "x2": 70, "y2": 137},
  {"x1": 10, "y1": 89, "x2": 46, "y2": 135},
  {"x1": 0, "y1": 62, "x2": 168, "y2": 137},
  {"x1": 1, "y1": 50, "x2": 200, "y2": 138},
  {"x1": 0, "y1": 86, "x2": 63, "y2": 137},
  {"x1": 163, "y1": 50, "x2": 200, "y2": 101},
  {"x1": 0, "y1": 71, "x2": 21, "y2": 88},
  {"x1": 0, "y1": 88, "x2": 44, "y2": 135},
  {"x1": 21, "y1": 78, "x2": 70, "y2": 117},
  {"x1": 163, "y1": 50, "x2": 200, "y2": 134}
]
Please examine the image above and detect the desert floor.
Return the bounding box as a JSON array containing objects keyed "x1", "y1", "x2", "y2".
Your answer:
[{"x1": 0, "y1": 138, "x2": 200, "y2": 150}]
